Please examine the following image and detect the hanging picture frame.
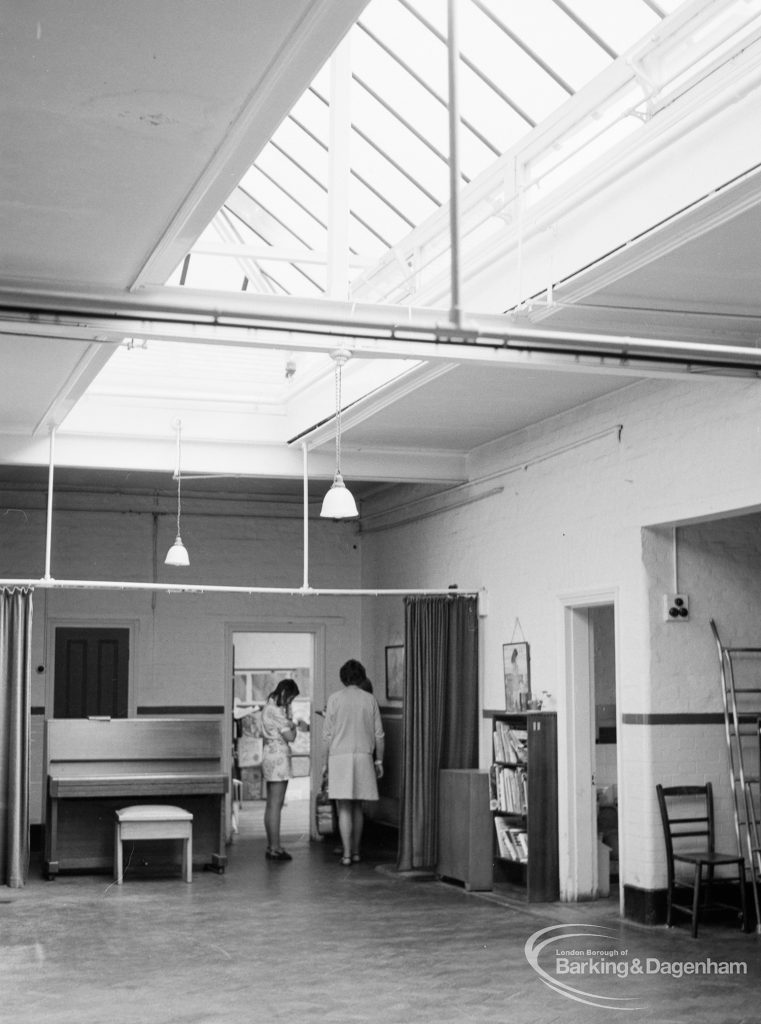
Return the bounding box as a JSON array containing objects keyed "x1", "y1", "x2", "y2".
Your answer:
[
  {"x1": 503, "y1": 642, "x2": 530, "y2": 711},
  {"x1": 385, "y1": 644, "x2": 404, "y2": 703}
]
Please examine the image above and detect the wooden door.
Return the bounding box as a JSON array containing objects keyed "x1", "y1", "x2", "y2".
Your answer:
[{"x1": 54, "y1": 627, "x2": 129, "y2": 718}]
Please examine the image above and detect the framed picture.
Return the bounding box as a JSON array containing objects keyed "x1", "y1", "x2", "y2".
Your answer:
[
  {"x1": 385, "y1": 645, "x2": 404, "y2": 703},
  {"x1": 503, "y1": 642, "x2": 530, "y2": 711}
]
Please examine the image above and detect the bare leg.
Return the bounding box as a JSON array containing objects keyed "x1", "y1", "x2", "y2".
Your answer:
[
  {"x1": 351, "y1": 801, "x2": 364, "y2": 858},
  {"x1": 336, "y1": 800, "x2": 354, "y2": 860},
  {"x1": 264, "y1": 780, "x2": 288, "y2": 851}
]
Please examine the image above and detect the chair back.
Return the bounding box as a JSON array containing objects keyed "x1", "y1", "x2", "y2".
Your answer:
[{"x1": 656, "y1": 783, "x2": 715, "y2": 861}]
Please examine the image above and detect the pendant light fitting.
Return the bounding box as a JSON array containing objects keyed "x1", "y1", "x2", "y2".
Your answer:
[
  {"x1": 165, "y1": 420, "x2": 190, "y2": 566},
  {"x1": 320, "y1": 349, "x2": 358, "y2": 519}
]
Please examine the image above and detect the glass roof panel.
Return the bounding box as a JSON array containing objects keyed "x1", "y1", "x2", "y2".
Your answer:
[
  {"x1": 473, "y1": 0, "x2": 606, "y2": 92},
  {"x1": 563, "y1": 0, "x2": 661, "y2": 54},
  {"x1": 350, "y1": 131, "x2": 440, "y2": 227}
]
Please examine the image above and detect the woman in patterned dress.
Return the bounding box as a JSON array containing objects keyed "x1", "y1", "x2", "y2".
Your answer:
[{"x1": 261, "y1": 678, "x2": 306, "y2": 861}]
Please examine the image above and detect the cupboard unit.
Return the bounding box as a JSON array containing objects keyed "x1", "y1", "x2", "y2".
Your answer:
[{"x1": 437, "y1": 769, "x2": 493, "y2": 891}]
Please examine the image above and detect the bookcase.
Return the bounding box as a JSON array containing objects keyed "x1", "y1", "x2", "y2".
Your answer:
[{"x1": 488, "y1": 711, "x2": 559, "y2": 902}]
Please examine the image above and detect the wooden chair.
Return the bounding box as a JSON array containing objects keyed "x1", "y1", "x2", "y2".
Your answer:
[{"x1": 656, "y1": 783, "x2": 746, "y2": 937}]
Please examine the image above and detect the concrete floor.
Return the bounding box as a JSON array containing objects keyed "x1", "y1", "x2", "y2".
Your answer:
[{"x1": 2, "y1": 808, "x2": 760, "y2": 1024}]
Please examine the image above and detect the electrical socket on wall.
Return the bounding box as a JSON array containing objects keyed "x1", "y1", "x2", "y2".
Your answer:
[{"x1": 664, "y1": 593, "x2": 689, "y2": 622}]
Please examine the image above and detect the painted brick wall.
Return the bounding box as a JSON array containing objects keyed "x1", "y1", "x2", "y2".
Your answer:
[
  {"x1": 1, "y1": 493, "x2": 363, "y2": 822},
  {"x1": 360, "y1": 375, "x2": 761, "y2": 892}
]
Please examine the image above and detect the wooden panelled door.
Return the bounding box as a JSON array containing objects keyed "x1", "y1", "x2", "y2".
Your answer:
[{"x1": 54, "y1": 628, "x2": 129, "y2": 718}]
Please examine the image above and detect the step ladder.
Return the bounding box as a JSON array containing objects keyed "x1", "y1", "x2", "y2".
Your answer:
[{"x1": 710, "y1": 618, "x2": 761, "y2": 932}]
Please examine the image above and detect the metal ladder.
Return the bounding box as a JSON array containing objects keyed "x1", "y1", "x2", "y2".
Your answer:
[{"x1": 710, "y1": 618, "x2": 761, "y2": 932}]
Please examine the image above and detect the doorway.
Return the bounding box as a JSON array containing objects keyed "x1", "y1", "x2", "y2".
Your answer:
[
  {"x1": 231, "y1": 631, "x2": 314, "y2": 839},
  {"x1": 561, "y1": 594, "x2": 620, "y2": 904}
]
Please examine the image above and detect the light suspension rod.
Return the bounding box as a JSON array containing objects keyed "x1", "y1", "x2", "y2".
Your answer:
[
  {"x1": 447, "y1": 0, "x2": 463, "y2": 328},
  {"x1": 302, "y1": 442, "x2": 310, "y2": 590},
  {"x1": 44, "y1": 426, "x2": 55, "y2": 581}
]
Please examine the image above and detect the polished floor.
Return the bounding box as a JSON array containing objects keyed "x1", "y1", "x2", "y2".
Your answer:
[{"x1": 3, "y1": 805, "x2": 760, "y2": 1024}]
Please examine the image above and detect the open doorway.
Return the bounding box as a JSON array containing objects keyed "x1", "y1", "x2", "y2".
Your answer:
[
  {"x1": 561, "y1": 595, "x2": 619, "y2": 903},
  {"x1": 589, "y1": 605, "x2": 619, "y2": 897},
  {"x1": 231, "y1": 631, "x2": 314, "y2": 840}
]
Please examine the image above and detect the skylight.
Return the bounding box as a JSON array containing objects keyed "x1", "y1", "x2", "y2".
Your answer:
[{"x1": 169, "y1": 0, "x2": 689, "y2": 303}]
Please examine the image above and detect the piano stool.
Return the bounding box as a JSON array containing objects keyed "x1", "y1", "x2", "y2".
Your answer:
[{"x1": 114, "y1": 805, "x2": 193, "y2": 884}]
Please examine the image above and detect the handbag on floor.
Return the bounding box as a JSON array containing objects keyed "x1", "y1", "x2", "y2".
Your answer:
[{"x1": 315, "y1": 770, "x2": 337, "y2": 836}]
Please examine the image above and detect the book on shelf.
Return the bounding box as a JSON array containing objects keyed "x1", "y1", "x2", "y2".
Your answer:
[
  {"x1": 494, "y1": 764, "x2": 527, "y2": 814},
  {"x1": 493, "y1": 727, "x2": 506, "y2": 763},
  {"x1": 494, "y1": 818, "x2": 528, "y2": 862},
  {"x1": 488, "y1": 764, "x2": 499, "y2": 811},
  {"x1": 493, "y1": 721, "x2": 528, "y2": 763}
]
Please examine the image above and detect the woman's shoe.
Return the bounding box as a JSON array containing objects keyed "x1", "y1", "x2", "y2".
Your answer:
[
  {"x1": 340, "y1": 856, "x2": 352, "y2": 866},
  {"x1": 266, "y1": 848, "x2": 292, "y2": 861},
  {"x1": 351, "y1": 854, "x2": 361, "y2": 863}
]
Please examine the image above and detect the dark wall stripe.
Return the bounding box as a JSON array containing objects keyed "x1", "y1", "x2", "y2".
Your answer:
[
  {"x1": 31, "y1": 706, "x2": 225, "y2": 716},
  {"x1": 486, "y1": 710, "x2": 738, "y2": 726},
  {"x1": 622, "y1": 712, "x2": 748, "y2": 725},
  {"x1": 136, "y1": 706, "x2": 225, "y2": 716}
]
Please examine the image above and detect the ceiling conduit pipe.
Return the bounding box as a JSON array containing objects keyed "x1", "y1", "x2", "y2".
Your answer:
[
  {"x1": 0, "y1": 578, "x2": 478, "y2": 597},
  {"x1": 4, "y1": 288, "x2": 761, "y2": 374}
]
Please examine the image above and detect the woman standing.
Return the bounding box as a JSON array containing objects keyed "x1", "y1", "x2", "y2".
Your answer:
[
  {"x1": 261, "y1": 678, "x2": 306, "y2": 861},
  {"x1": 324, "y1": 659, "x2": 385, "y2": 865}
]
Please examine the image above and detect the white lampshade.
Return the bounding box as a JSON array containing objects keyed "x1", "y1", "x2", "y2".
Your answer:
[
  {"x1": 165, "y1": 535, "x2": 190, "y2": 566},
  {"x1": 320, "y1": 473, "x2": 359, "y2": 519}
]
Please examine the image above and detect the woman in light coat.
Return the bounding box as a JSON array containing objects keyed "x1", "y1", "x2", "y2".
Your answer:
[{"x1": 323, "y1": 659, "x2": 385, "y2": 865}]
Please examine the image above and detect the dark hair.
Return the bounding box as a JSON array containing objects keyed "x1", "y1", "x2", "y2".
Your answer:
[
  {"x1": 339, "y1": 659, "x2": 371, "y2": 691},
  {"x1": 268, "y1": 678, "x2": 299, "y2": 706}
]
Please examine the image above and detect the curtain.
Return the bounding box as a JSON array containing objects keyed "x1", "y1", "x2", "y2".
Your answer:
[
  {"x1": 398, "y1": 594, "x2": 479, "y2": 871},
  {"x1": 0, "y1": 588, "x2": 33, "y2": 887}
]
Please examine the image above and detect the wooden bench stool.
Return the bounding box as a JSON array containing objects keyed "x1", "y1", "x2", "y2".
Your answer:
[{"x1": 114, "y1": 805, "x2": 193, "y2": 884}]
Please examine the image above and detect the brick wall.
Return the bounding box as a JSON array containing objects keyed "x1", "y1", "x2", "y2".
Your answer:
[
  {"x1": 360, "y1": 375, "x2": 761, "y2": 892},
  {"x1": 0, "y1": 494, "x2": 363, "y2": 822}
]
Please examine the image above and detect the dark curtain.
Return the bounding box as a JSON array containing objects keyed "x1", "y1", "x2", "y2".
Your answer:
[
  {"x1": 0, "y1": 587, "x2": 33, "y2": 887},
  {"x1": 398, "y1": 594, "x2": 478, "y2": 871}
]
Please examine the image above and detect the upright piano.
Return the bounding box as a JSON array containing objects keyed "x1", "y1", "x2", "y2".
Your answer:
[{"x1": 44, "y1": 717, "x2": 229, "y2": 878}]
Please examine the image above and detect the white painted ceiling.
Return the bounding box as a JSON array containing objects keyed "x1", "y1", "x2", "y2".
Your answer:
[{"x1": 2, "y1": 0, "x2": 761, "y2": 509}]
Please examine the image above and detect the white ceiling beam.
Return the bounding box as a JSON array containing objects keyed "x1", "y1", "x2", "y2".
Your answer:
[
  {"x1": 327, "y1": 35, "x2": 352, "y2": 300},
  {"x1": 31, "y1": 340, "x2": 121, "y2": 437},
  {"x1": 0, "y1": 428, "x2": 467, "y2": 484},
  {"x1": 133, "y1": 0, "x2": 370, "y2": 288},
  {"x1": 298, "y1": 361, "x2": 459, "y2": 448}
]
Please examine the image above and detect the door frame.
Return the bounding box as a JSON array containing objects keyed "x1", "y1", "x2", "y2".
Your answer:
[
  {"x1": 225, "y1": 620, "x2": 327, "y2": 836},
  {"x1": 556, "y1": 587, "x2": 621, "y2": 908}
]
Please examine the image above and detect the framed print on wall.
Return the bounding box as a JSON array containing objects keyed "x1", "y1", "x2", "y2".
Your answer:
[
  {"x1": 503, "y1": 642, "x2": 530, "y2": 711},
  {"x1": 385, "y1": 645, "x2": 404, "y2": 703}
]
